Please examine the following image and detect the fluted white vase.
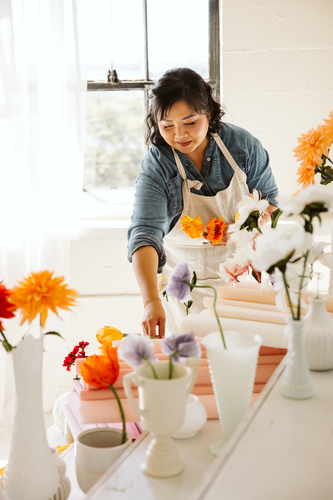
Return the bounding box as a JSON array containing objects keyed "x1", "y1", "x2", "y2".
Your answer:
[
  {"x1": 3, "y1": 336, "x2": 60, "y2": 500},
  {"x1": 201, "y1": 331, "x2": 262, "y2": 456},
  {"x1": 281, "y1": 318, "x2": 314, "y2": 399},
  {"x1": 303, "y1": 296, "x2": 333, "y2": 371}
]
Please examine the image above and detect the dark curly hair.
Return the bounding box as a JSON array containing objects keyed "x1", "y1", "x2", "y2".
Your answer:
[{"x1": 145, "y1": 68, "x2": 224, "y2": 147}]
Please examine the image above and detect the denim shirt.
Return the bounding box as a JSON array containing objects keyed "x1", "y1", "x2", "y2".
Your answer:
[{"x1": 127, "y1": 122, "x2": 279, "y2": 273}]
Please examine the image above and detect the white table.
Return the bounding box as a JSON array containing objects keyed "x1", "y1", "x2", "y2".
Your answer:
[{"x1": 61, "y1": 361, "x2": 333, "y2": 499}]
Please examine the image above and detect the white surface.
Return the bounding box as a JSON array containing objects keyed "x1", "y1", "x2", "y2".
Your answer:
[
  {"x1": 60, "y1": 360, "x2": 333, "y2": 499},
  {"x1": 195, "y1": 366, "x2": 333, "y2": 500}
]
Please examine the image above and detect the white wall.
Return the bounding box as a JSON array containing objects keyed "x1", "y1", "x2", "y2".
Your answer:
[
  {"x1": 60, "y1": 0, "x2": 333, "y2": 392},
  {"x1": 222, "y1": 0, "x2": 333, "y2": 198}
]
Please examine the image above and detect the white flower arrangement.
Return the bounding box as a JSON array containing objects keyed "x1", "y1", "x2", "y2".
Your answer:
[{"x1": 250, "y1": 185, "x2": 333, "y2": 320}]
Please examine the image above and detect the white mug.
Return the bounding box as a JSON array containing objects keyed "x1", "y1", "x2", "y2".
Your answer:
[{"x1": 74, "y1": 428, "x2": 131, "y2": 493}]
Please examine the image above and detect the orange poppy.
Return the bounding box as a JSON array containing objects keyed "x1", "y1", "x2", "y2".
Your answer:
[
  {"x1": 206, "y1": 217, "x2": 225, "y2": 245},
  {"x1": 181, "y1": 215, "x2": 204, "y2": 239},
  {"x1": 96, "y1": 326, "x2": 123, "y2": 352},
  {"x1": 80, "y1": 345, "x2": 120, "y2": 389}
]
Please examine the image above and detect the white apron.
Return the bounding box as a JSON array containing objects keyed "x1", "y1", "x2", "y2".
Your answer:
[{"x1": 162, "y1": 133, "x2": 249, "y2": 336}]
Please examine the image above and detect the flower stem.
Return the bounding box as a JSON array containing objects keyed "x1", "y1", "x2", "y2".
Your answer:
[
  {"x1": 168, "y1": 350, "x2": 178, "y2": 379},
  {"x1": 282, "y1": 272, "x2": 296, "y2": 320},
  {"x1": 0, "y1": 328, "x2": 13, "y2": 352},
  {"x1": 110, "y1": 384, "x2": 126, "y2": 444},
  {"x1": 297, "y1": 250, "x2": 309, "y2": 320},
  {"x1": 142, "y1": 356, "x2": 158, "y2": 379},
  {"x1": 184, "y1": 281, "x2": 227, "y2": 349}
]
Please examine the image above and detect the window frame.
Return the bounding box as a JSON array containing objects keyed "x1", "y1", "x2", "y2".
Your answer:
[{"x1": 86, "y1": 0, "x2": 221, "y2": 102}]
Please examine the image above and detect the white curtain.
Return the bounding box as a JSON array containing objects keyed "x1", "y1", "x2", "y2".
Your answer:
[{"x1": 0, "y1": 0, "x2": 86, "y2": 430}]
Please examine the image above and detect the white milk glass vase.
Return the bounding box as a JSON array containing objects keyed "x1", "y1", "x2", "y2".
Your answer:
[
  {"x1": 280, "y1": 318, "x2": 314, "y2": 399},
  {"x1": 201, "y1": 331, "x2": 262, "y2": 456},
  {"x1": 123, "y1": 359, "x2": 198, "y2": 478},
  {"x1": 303, "y1": 296, "x2": 333, "y2": 371},
  {"x1": 3, "y1": 336, "x2": 60, "y2": 500}
]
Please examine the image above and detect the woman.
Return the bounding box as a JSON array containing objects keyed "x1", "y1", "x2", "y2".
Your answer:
[{"x1": 127, "y1": 68, "x2": 278, "y2": 338}]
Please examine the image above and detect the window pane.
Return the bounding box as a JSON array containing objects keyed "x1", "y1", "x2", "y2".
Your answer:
[
  {"x1": 77, "y1": 0, "x2": 145, "y2": 80},
  {"x1": 83, "y1": 91, "x2": 145, "y2": 190},
  {"x1": 147, "y1": 0, "x2": 209, "y2": 80}
]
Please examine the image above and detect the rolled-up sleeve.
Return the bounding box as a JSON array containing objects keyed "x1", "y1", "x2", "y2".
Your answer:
[
  {"x1": 246, "y1": 138, "x2": 279, "y2": 207},
  {"x1": 127, "y1": 164, "x2": 169, "y2": 273}
]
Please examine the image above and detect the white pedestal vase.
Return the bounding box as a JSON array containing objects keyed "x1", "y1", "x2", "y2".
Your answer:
[
  {"x1": 123, "y1": 359, "x2": 198, "y2": 478},
  {"x1": 281, "y1": 318, "x2": 314, "y2": 399},
  {"x1": 303, "y1": 296, "x2": 333, "y2": 371},
  {"x1": 3, "y1": 336, "x2": 60, "y2": 500},
  {"x1": 201, "y1": 331, "x2": 262, "y2": 456}
]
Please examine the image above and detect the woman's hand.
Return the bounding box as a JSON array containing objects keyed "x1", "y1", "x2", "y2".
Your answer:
[{"x1": 141, "y1": 300, "x2": 166, "y2": 339}]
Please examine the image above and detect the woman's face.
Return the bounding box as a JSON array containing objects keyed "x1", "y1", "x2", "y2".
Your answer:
[{"x1": 158, "y1": 100, "x2": 210, "y2": 155}]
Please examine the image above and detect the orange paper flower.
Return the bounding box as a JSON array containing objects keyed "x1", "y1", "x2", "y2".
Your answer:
[
  {"x1": 9, "y1": 270, "x2": 78, "y2": 328},
  {"x1": 80, "y1": 345, "x2": 120, "y2": 389},
  {"x1": 181, "y1": 215, "x2": 205, "y2": 239},
  {"x1": 206, "y1": 217, "x2": 225, "y2": 245}
]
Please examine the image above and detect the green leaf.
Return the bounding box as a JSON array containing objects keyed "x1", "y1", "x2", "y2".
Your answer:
[
  {"x1": 270, "y1": 208, "x2": 283, "y2": 228},
  {"x1": 266, "y1": 251, "x2": 295, "y2": 275},
  {"x1": 44, "y1": 331, "x2": 64, "y2": 339}
]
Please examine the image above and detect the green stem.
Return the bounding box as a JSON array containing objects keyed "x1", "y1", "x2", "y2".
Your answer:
[
  {"x1": 282, "y1": 272, "x2": 296, "y2": 320},
  {"x1": 297, "y1": 250, "x2": 309, "y2": 320},
  {"x1": 142, "y1": 356, "x2": 158, "y2": 379},
  {"x1": 0, "y1": 328, "x2": 13, "y2": 352},
  {"x1": 168, "y1": 350, "x2": 178, "y2": 379},
  {"x1": 110, "y1": 384, "x2": 126, "y2": 444},
  {"x1": 184, "y1": 281, "x2": 227, "y2": 349}
]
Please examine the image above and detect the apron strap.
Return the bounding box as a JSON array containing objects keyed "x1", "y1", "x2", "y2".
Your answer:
[
  {"x1": 172, "y1": 148, "x2": 203, "y2": 191},
  {"x1": 210, "y1": 133, "x2": 240, "y2": 173},
  {"x1": 172, "y1": 148, "x2": 187, "y2": 180}
]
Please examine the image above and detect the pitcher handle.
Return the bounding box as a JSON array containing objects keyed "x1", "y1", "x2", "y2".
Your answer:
[
  {"x1": 122, "y1": 372, "x2": 143, "y2": 416},
  {"x1": 185, "y1": 357, "x2": 199, "y2": 396}
]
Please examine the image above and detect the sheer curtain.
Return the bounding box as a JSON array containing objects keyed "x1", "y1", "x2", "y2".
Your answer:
[{"x1": 0, "y1": 0, "x2": 86, "y2": 429}]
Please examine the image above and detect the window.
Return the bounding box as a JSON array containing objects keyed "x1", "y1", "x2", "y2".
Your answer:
[{"x1": 77, "y1": 0, "x2": 220, "y2": 220}]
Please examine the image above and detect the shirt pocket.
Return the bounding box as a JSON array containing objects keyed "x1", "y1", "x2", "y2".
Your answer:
[{"x1": 215, "y1": 150, "x2": 247, "y2": 189}]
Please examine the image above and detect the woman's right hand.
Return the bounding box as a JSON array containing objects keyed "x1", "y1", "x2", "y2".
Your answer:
[{"x1": 141, "y1": 300, "x2": 166, "y2": 339}]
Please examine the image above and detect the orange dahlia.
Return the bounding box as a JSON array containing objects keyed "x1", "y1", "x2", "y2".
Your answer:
[
  {"x1": 181, "y1": 215, "x2": 205, "y2": 239},
  {"x1": 323, "y1": 110, "x2": 333, "y2": 143},
  {"x1": 296, "y1": 160, "x2": 317, "y2": 187},
  {"x1": 9, "y1": 270, "x2": 78, "y2": 327},
  {"x1": 206, "y1": 217, "x2": 225, "y2": 245},
  {"x1": 294, "y1": 125, "x2": 331, "y2": 166}
]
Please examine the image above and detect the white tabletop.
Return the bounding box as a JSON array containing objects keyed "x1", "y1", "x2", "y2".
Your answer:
[{"x1": 61, "y1": 361, "x2": 333, "y2": 499}]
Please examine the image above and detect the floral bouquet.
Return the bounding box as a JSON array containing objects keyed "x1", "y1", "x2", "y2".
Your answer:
[
  {"x1": 250, "y1": 185, "x2": 333, "y2": 319},
  {"x1": 295, "y1": 110, "x2": 333, "y2": 187},
  {"x1": 0, "y1": 270, "x2": 78, "y2": 352},
  {"x1": 219, "y1": 190, "x2": 282, "y2": 285},
  {"x1": 181, "y1": 215, "x2": 226, "y2": 245}
]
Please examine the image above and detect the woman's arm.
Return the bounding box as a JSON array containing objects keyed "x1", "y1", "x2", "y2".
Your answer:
[{"x1": 132, "y1": 246, "x2": 166, "y2": 338}]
